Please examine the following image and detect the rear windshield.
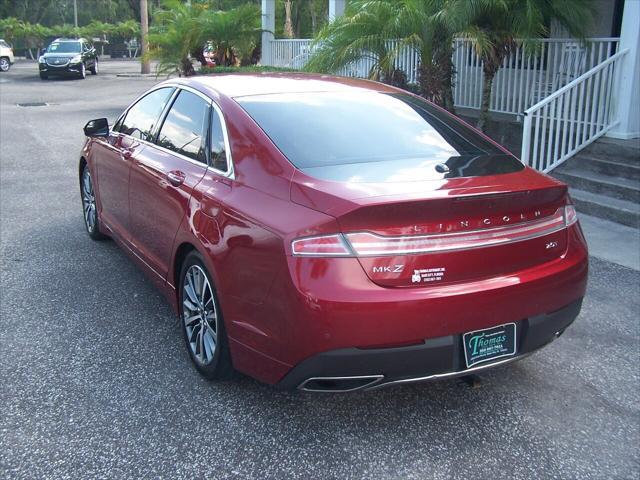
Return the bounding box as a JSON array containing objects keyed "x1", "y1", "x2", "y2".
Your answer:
[
  {"x1": 237, "y1": 91, "x2": 522, "y2": 182},
  {"x1": 47, "y1": 42, "x2": 81, "y2": 53}
]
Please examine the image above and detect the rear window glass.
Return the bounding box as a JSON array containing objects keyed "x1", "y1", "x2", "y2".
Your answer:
[{"x1": 237, "y1": 91, "x2": 520, "y2": 182}]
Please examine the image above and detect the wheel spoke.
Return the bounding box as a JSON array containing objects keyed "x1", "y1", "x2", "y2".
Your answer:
[
  {"x1": 183, "y1": 313, "x2": 201, "y2": 328},
  {"x1": 186, "y1": 272, "x2": 199, "y2": 304},
  {"x1": 197, "y1": 326, "x2": 205, "y2": 362},
  {"x1": 203, "y1": 328, "x2": 216, "y2": 360}
]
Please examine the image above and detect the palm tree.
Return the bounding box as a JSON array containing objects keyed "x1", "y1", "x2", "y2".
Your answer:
[
  {"x1": 391, "y1": 0, "x2": 456, "y2": 111},
  {"x1": 446, "y1": 0, "x2": 594, "y2": 131},
  {"x1": 201, "y1": 4, "x2": 262, "y2": 67},
  {"x1": 304, "y1": 1, "x2": 406, "y2": 87},
  {"x1": 305, "y1": 0, "x2": 457, "y2": 108},
  {"x1": 147, "y1": 0, "x2": 209, "y2": 76}
]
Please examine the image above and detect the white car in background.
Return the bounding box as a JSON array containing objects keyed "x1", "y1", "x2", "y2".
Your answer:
[{"x1": 0, "y1": 39, "x2": 15, "y2": 72}]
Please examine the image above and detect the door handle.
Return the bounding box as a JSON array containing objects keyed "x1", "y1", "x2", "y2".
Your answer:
[{"x1": 167, "y1": 170, "x2": 186, "y2": 187}]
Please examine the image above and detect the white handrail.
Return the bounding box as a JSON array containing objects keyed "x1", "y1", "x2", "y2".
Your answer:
[
  {"x1": 521, "y1": 49, "x2": 628, "y2": 172},
  {"x1": 524, "y1": 49, "x2": 629, "y2": 113}
]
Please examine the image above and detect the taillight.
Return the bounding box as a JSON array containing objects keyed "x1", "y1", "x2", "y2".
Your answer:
[
  {"x1": 291, "y1": 207, "x2": 579, "y2": 257},
  {"x1": 564, "y1": 205, "x2": 578, "y2": 227},
  {"x1": 291, "y1": 234, "x2": 351, "y2": 256}
]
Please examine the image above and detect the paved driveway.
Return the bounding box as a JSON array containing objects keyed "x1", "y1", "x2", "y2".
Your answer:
[{"x1": 1, "y1": 60, "x2": 638, "y2": 479}]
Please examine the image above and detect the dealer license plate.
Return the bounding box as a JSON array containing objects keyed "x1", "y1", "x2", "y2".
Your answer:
[{"x1": 463, "y1": 323, "x2": 516, "y2": 368}]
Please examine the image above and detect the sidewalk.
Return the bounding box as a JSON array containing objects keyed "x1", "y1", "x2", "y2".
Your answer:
[{"x1": 579, "y1": 214, "x2": 640, "y2": 270}]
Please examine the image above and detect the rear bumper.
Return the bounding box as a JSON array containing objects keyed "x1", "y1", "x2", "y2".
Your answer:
[{"x1": 278, "y1": 297, "x2": 583, "y2": 391}]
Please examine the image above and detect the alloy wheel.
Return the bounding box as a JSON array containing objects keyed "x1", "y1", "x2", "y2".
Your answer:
[
  {"x1": 0, "y1": 58, "x2": 9, "y2": 72},
  {"x1": 81, "y1": 167, "x2": 96, "y2": 233},
  {"x1": 182, "y1": 265, "x2": 218, "y2": 365}
]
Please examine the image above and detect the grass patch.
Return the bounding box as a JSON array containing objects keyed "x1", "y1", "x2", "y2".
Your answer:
[{"x1": 198, "y1": 65, "x2": 299, "y2": 75}]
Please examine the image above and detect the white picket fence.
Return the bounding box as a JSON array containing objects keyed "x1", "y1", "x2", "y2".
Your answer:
[
  {"x1": 453, "y1": 38, "x2": 619, "y2": 115},
  {"x1": 267, "y1": 37, "x2": 619, "y2": 115},
  {"x1": 268, "y1": 38, "x2": 421, "y2": 83},
  {"x1": 521, "y1": 49, "x2": 628, "y2": 172}
]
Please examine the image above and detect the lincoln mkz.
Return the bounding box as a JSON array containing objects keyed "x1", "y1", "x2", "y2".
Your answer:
[{"x1": 79, "y1": 74, "x2": 588, "y2": 392}]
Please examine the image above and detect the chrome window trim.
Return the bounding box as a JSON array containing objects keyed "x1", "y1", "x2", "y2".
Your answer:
[{"x1": 113, "y1": 83, "x2": 235, "y2": 179}]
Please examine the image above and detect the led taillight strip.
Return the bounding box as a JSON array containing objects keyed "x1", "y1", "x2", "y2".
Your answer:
[{"x1": 292, "y1": 206, "x2": 578, "y2": 257}]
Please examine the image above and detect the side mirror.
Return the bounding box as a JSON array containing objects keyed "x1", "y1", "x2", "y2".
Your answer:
[{"x1": 84, "y1": 118, "x2": 109, "y2": 137}]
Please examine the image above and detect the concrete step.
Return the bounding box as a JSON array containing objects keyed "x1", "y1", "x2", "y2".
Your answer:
[
  {"x1": 570, "y1": 188, "x2": 640, "y2": 228},
  {"x1": 554, "y1": 168, "x2": 640, "y2": 202},
  {"x1": 569, "y1": 155, "x2": 640, "y2": 180},
  {"x1": 584, "y1": 138, "x2": 640, "y2": 163}
]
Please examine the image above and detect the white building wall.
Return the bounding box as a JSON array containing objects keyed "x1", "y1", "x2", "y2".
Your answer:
[{"x1": 607, "y1": 0, "x2": 640, "y2": 139}]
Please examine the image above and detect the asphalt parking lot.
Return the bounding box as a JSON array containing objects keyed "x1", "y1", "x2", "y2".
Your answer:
[{"x1": 1, "y1": 59, "x2": 639, "y2": 479}]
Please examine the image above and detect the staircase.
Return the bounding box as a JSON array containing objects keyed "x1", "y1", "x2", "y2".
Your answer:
[{"x1": 553, "y1": 138, "x2": 640, "y2": 227}]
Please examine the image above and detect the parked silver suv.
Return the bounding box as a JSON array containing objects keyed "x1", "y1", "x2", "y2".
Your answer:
[{"x1": 0, "y1": 39, "x2": 15, "y2": 72}]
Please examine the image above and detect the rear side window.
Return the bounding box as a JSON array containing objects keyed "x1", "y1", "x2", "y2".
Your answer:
[
  {"x1": 156, "y1": 90, "x2": 210, "y2": 163},
  {"x1": 119, "y1": 87, "x2": 174, "y2": 142},
  {"x1": 210, "y1": 108, "x2": 228, "y2": 172}
]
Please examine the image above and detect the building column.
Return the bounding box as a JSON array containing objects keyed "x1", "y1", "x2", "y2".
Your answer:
[
  {"x1": 329, "y1": 0, "x2": 346, "y2": 21},
  {"x1": 261, "y1": 0, "x2": 276, "y2": 66},
  {"x1": 607, "y1": 0, "x2": 640, "y2": 140}
]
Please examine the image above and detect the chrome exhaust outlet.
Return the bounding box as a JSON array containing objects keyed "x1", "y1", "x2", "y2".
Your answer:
[{"x1": 298, "y1": 375, "x2": 384, "y2": 392}]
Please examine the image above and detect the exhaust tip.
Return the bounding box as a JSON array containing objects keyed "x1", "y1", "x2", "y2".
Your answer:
[{"x1": 299, "y1": 375, "x2": 384, "y2": 392}]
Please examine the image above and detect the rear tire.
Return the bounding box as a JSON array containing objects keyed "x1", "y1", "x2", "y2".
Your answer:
[
  {"x1": 80, "y1": 163, "x2": 106, "y2": 241},
  {"x1": 179, "y1": 251, "x2": 234, "y2": 380},
  {"x1": 0, "y1": 57, "x2": 10, "y2": 72}
]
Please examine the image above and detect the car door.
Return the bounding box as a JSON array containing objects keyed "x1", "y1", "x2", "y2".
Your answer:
[
  {"x1": 128, "y1": 88, "x2": 211, "y2": 279},
  {"x1": 93, "y1": 87, "x2": 174, "y2": 240}
]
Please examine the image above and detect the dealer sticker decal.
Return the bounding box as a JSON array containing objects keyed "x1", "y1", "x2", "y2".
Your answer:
[{"x1": 411, "y1": 267, "x2": 445, "y2": 283}]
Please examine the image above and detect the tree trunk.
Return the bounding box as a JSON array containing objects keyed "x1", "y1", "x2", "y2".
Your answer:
[
  {"x1": 310, "y1": 3, "x2": 317, "y2": 35},
  {"x1": 284, "y1": 0, "x2": 294, "y2": 39},
  {"x1": 140, "y1": 0, "x2": 151, "y2": 74},
  {"x1": 477, "y1": 68, "x2": 495, "y2": 132},
  {"x1": 439, "y1": 45, "x2": 455, "y2": 113},
  {"x1": 180, "y1": 57, "x2": 196, "y2": 77}
]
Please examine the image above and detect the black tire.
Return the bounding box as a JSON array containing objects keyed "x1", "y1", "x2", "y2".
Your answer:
[
  {"x1": 39, "y1": 72, "x2": 48, "y2": 80},
  {"x1": 89, "y1": 59, "x2": 98, "y2": 75},
  {"x1": 78, "y1": 62, "x2": 86, "y2": 79},
  {"x1": 0, "y1": 57, "x2": 10, "y2": 72},
  {"x1": 179, "y1": 251, "x2": 234, "y2": 380},
  {"x1": 80, "y1": 163, "x2": 106, "y2": 241}
]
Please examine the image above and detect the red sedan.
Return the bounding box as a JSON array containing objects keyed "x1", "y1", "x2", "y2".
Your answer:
[{"x1": 79, "y1": 74, "x2": 588, "y2": 391}]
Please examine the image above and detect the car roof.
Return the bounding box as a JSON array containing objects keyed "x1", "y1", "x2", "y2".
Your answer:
[
  {"x1": 175, "y1": 73, "x2": 400, "y2": 99},
  {"x1": 52, "y1": 38, "x2": 84, "y2": 43}
]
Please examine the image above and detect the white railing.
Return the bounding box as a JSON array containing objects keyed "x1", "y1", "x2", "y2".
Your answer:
[
  {"x1": 267, "y1": 37, "x2": 619, "y2": 116},
  {"x1": 268, "y1": 38, "x2": 421, "y2": 83},
  {"x1": 521, "y1": 49, "x2": 628, "y2": 172},
  {"x1": 453, "y1": 38, "x2": 619, "y2": 115}
]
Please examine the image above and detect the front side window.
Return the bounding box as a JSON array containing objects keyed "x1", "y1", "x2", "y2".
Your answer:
[
  {"x1": 210, "y1": 108, "x2": 228, "y2": 172},
  {"x1": 119, "y1": 87, "x2": 174, "y2": 142},
  {"x1": 156, "y1": 90, "x2": 210, "y2": 163},
  {"x1": 47, "y1": 42, "x2": 81, "y2": 53}
]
